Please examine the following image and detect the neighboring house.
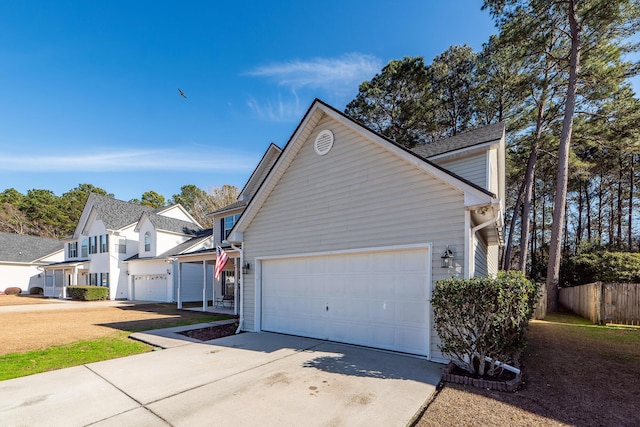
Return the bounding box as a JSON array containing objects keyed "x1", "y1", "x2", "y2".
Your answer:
[
  {"x1": 42, "y1": 193, "x2": 212, "y2": 302},
  {"x1": 223, "y1": 99, "x2": 505, "y2": 362},
  {"x1": 172, "y1": 143, "x2": 282, "y2": 313},
  {"x1": 0, "y1": 232, "x2": 64, "y2": 293}
]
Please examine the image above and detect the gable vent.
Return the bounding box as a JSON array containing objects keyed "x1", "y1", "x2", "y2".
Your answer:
[{"x1": 314, "y1": 129, "x2": 334, "y2": 156}]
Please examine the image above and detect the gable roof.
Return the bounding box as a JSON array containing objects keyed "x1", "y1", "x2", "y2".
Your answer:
[
  {"x1": 410, "y1": 122, "x2": 505, "y2": 159},
  {"x1": 139, "y1": 212, "x2": 203, "y2": 236},
  {"x1": 228, "y1": 99, "x2": 500, "y2": 242},
  {"x1": 88, "y1": 194, "x2": 154, "y2": 231},
  {"x1": 238, "y1": 143, "x2": 282, "y2": 201},
  {"x1": 209, "y1": 200, "x2": 247, "y2": 216},
  {"x1": 0, "y1": 232, "x2": 63, "y2": 263}
]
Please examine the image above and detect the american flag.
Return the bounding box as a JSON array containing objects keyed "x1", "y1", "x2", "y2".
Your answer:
[{"x1": 215, "y1": 245, "x2": 229, "y2": 281}]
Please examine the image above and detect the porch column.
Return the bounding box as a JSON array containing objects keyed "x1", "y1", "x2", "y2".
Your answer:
[
  {"x1": 234, "y1": 257, "x2": 239, "y2": 315},
  {"x1": 62, "y1": 269, "x2": 67, "y2": 299},
  {"x1": 202, "y1": 260, "x2": 207, "y2": 312},
  {"x1": 177, "y1": 262, "x2": 183, "y2": 309}
]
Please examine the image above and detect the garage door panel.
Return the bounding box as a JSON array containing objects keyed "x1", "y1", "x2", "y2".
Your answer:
[
  {"x1": 261, "y1": 247, "x2": 431, "y2": 356},
  {"x1": 133, "y1": 275, "x2": 169, "y2": 302}
]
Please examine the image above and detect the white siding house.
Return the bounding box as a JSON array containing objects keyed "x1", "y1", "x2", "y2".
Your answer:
[
  {"x1": 226, "y1": 99, "x2": 505, "y2": 362},
  {"x1": 42, "y1": 194, "x2": 211, "y2": 302},
  {"x1": 0, "y1": 232, "x2": 64, "y2": 293}
]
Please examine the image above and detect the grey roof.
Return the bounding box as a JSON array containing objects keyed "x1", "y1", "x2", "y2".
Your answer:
[
  {"x1": 125, "y1": 229, "x2": 213, "y2": 261},
  {"x1": 145, "y1": 213, "x2": 202, "y2": 236},
  {"x1": 0, "y1": 232, "x2": 63, "y2": 263},
  {"x1": 410, "y1": 122, "x2": 505, "y2": 159},
  {"x1": 91, "y1": 194, "x2": 154, "y2": 230},
  {"x1": 208, "y1": 200, "x2": 247, "y2": 216}
]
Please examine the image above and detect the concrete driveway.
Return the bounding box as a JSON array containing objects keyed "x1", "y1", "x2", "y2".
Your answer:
[{"x1": 0, "y1": 332, "x2": 442, "y2": 426}]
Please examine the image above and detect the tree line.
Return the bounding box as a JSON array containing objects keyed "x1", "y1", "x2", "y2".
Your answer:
[
  {"x1": 0, "y1": 183, "x2": 238, "y2": 238},
  {"x1": 345, "y1": 0, "x2": 640, "y2": 311}
]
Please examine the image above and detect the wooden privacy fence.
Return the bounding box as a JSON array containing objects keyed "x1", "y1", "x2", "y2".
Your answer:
[{"x1": 559, "y1": 282, "x2": 640, "y2": 326}]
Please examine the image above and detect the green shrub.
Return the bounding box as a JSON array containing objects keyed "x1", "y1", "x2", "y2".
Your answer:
[
  {"x1": 29, "y1": 287, "x2": 44, "y2": 295},
  {"x1": 67, "y1": 286, "x2": 109, "y2": 301},
  {"x1": 4, "y1": 287, "x2": 22, "y2": 295},
  {"x1": 431, "y1": 271, "x2": 538, "y2": 376},
  {"x1": 565, "y1": 251, "x2": 640, "y2": 285}
]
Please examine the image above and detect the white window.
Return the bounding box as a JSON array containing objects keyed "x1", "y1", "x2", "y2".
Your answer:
[
  {"x1": 89, "y1": 236, "x2": 97, "y2": 254},
  {"x1": 116, "y1": 237, "x2": 126, "y2": 254},
  {"x1": 81, "y1": 239, "x2": 88, "y2": 257},
  {"x1": 100, "y1": 272, "x2": 109, "y2": 287},
  {"x1": 223, "y1": 214, "x2": 240, "y2": 240},
  {"x1": 223, "y1": 271, "x2": 235, "y2": 296},
  {"x1": 68, "y1": 242, "x2": 78, "y2": 258},
  {"x1": 99, "y1": 234, "x2": 109, "y2": 253},
  {"x1": 144, "y1": 232, "x2": 151, "y2": 252}
]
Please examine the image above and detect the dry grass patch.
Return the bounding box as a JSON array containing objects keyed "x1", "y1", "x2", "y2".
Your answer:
[
  {"x1": 416, "y1": 311, "x2": 640, "y2": 427},
  {"x1": 0, "y1": 294, "x2": 58, "y2": 306},
  {"x1": 0, "y1": 302, "x2": 229, "y2": 355}
]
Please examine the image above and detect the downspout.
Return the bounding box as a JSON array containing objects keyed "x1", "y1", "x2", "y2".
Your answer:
[
  {"x1": 230, "y1": 243, "x2": 243, "y2": 334},
  {"x1": 469, "y1": 205, "x2": 501, "y2": 278}
]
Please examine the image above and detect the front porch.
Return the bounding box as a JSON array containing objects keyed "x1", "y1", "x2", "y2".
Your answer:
[
  {"x1": 181, "y1": 304, "x2": 237, "y2": 316},
  {"x1": 174, "y1": 247, "x2": 241, "y2": 316},
  {"x1": 41, "y1": 260, "x2": 90, "y2": 298}
]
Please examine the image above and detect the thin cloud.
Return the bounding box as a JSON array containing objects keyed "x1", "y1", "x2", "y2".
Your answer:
[
  {"x1": 246, "y1": 53, "x2": 382, "y2": 92},
  {"x1": 1, "y1": 148, "x2": 257, "y2": 173},
  {"x1": 246, "y1": 90, "x2": 302, "y2": 122}
]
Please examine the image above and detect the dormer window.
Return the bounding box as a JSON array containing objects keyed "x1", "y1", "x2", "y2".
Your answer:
[
  {"x1": 223, "y1": 214, "x2": 241, "y2": 240},
  {"x1": 144, "y1": 232, "x2": 151, "y2": 252}
]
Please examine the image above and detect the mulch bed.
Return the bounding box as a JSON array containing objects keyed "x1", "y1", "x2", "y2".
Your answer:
[
  {"x1": 443, "y1": 361, "x2": 521, "y2": 392},
  {"x1": 178, "y1": 322, "x2": 239, "y2": 341}
]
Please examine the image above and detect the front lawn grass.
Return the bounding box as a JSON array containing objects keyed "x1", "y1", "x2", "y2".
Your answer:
[
  {"x1": 0, "y1": 309, "x2": 232, "y2": 381},
  {"x1": 0, "y1": 332, "x2": 150, "y2": 381}
]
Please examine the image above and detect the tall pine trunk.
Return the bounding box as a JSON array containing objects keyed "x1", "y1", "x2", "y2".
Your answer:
[{"x1": 546, "y1": 0, "x2": 581, "y2": 313}]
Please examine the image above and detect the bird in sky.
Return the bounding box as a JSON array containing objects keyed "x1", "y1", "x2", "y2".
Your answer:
[{"x1": 178, "y1": 88, "x2": 187, "y2": 98}]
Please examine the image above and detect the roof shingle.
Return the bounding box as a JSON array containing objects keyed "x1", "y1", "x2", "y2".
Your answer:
[
  {"x1": 0, "y1": 232, "x2": 63, "y2": 263},
  {"x1": 410, "y1": 122, "x2": 505, "y2": 159}
]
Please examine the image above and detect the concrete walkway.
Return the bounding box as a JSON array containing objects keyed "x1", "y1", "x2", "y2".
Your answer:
[{"x1": 0, "y1": 329, "x2": 443, "y2": 426}]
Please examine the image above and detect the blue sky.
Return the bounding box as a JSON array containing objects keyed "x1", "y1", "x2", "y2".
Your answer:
[{"x1": 0, "y1": 1, "x2": 635, "y2": 202}]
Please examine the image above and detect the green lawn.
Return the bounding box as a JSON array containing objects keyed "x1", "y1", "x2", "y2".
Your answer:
[
  {"x1": 1, "y1": 311, "x2": 232, "y2": 381},
  {"x1": 0, "y1": 332, "x2": 150, "y2": 381}
]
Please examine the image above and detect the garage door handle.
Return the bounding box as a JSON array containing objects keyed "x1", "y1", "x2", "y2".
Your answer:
[{"x1": 326, "y1": 305, "x2": 329, "y2": 311}]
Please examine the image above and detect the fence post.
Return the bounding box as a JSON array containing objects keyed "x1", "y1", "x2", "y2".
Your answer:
[{"x1": 595, "y1": 281, "x2": 605, "y2": 325}]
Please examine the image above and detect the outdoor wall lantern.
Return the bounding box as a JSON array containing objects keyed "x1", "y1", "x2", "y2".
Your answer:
[
  {"x1": 441, "y1": 246, "x2": 454, "y2": 268},
  {"x1": 126, "y1": 270, "x2": 130, "y2": 276},
  {"x1": 242, "y1": 262, "x2": 251, "y2": 274}
]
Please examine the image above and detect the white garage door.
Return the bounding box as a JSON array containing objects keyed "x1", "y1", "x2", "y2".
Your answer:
[
  {"x1": 261, "y1": 246, "x2": 431, "y2": 356},
  {"x1": 133, "y1": 275, "x2": 170, "y2": 302}
]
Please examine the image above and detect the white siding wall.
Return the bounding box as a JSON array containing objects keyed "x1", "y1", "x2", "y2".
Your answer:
[
  {"x1": 156, "y1": 232, "x2": 191, "y2": 256},
  {"x1": 0, "y1": 264, "x2": 43, "y2": 292},
  {"x1": 137, "y1": 220, "x2": 156, "y2": 257},
  {"x1": 474, "y1": 236, "x2": 488, "y2": 278},
  {"x1": 487, "y1": 244, "x2": 500, "y2": 276},
  {"x1": 158, "y1": 206, "x2": 193, "y2": 222},
  {"x1": 433, "y1": 153, "x2": 487, "y2": 190},
  {"x1": 241, "y1": 115, "x2": 467, "y2": 361},
  {"x1": 488, "y1": 148, "x2": 499, "y2": 197}
]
